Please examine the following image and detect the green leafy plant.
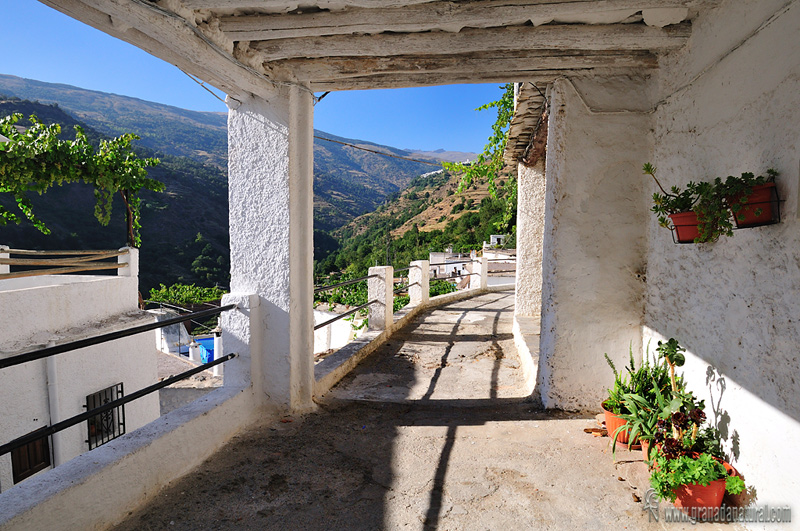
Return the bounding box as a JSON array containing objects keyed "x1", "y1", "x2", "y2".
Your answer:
[
  {"x1": 611, "y1": 345, "x2": 676, "y2": 458},
  {"x1": 604, "y1": 344, "x2": 668, "y2": 416},
  {"x1": 443, "y1": 83, "x2": 517, "y2": 232},
  {"x1": 650, "y1": 452, "x2": 745, "y2": 503},
  {"x1": 0, "y1": 113, "x2": 163, "y2": 246},
  {"x1": 644, "y1": 163, "x2": 697, "y2": 230},
  {"x1": 645, "y1": 163, "x2": 779, "y2": 243},
  {"x1": 148, "y1": 283, "x2": 227, "y2": 306},
  {"x1": 646, "y1": 338, "x2": 745, "y2": 502}
]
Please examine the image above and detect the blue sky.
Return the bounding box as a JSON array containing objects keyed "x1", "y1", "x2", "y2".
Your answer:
[{"x1": 2, "y1": 0, "x2": 503, "y2": 153}]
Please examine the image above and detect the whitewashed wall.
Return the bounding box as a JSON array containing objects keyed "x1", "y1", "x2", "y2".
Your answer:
[
  {"x1": 538, "y1": 76, "x2": 651, "y2": 410},
  {"x1": 644, "y1": 0, "x2": 800, "y2": 518},
  {"x1": 0, "y1": 275, "x2": 159, "y2": 492}
]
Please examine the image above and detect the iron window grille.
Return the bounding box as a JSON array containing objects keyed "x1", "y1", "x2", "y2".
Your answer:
[
  {"x1": 11, "y1": 427, "x2": 51, "y2": 484},
  {"x1": 86, "y1": 383, "x2": 125, "y2": 450}
]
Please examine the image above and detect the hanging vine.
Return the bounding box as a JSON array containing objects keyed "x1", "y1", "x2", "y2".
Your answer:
[
  {"x1": 0, "y1": 113, "x2": 163, "y2": 246},
  {"x1": 442, "y1": 83, "x2": 516, "y2": 233}
]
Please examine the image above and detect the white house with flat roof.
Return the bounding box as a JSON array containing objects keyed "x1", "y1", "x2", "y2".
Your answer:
[{"x1": 0, "y1": 248, "x2": 159, "y2": 492}]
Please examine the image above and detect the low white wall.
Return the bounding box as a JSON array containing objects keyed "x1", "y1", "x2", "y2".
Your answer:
[
  {"x1": 0, "y1": 387, "x2": 259, "y2": 530},
  {"x1": 0, "y1": 275, "x2": 138, "y2": 350},
  {"x1": 645, "y1": 1, "x2": 800, "y2": 518},
  {"x1": 538, "y1": 76, "x2": 651, "y2": 410},
  {"x1": 0, "y1": 275, "x2": 159, "y2": 493},
  {"x1": 314, "y1": 284, "x2": 512, "y2": 398},
  {"x1": 313, "y1": 309, "x2": 364, "y2": 354}
]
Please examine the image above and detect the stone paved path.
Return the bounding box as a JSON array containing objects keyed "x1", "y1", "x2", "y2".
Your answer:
[{"x1": 114, "y1": 290, "x2": 737, "y2": 531}]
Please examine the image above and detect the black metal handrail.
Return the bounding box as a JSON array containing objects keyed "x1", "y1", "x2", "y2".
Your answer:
[
  {"x1": 0, "y1": 304, "x2": 236, "y2": 371},
  {"x1": 314, "y1": 299, "x2": 377, "y2": 331},
  {"x1": 394, "y1": 267, "x2": 411, "y2": 273},
  {"x1": 0, "y1": 353, "x2": 236, "y2": 457},
  {"x1": 313, "y1": 274, "x2": 377, "y2": 295},
  {"x1": 393, "y1": 285, "x2": 409, "y2": 294},
  {"x1": 490, "y1": 269, "x2": 518, "y2": 274}
]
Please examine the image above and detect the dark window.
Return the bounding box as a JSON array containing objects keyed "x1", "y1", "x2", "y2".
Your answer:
[
  {"x1": 11, "y1": 428, "x2": 51, "y2": 484},
  {"x1": 86, "y1": 383, "x2": 125, "y2": 450}
]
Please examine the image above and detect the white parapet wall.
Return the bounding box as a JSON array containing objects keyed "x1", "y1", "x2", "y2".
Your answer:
[
  {"x1": 643, "y1": 1, "x2": 800, "y2": 518},
  {"x1": 0, "y1": 272, "x2": 160, "y2": 493}
]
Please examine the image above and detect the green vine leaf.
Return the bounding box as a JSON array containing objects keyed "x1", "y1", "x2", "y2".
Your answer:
[{"x1": 0, "y1": 113, "x2": 163, "y2": 246}]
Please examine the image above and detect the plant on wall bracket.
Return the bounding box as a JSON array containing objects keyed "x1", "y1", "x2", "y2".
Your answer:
[
  {"x1": 645, "y1": 163, "x2": 779, "y2": 244},
  {"x1": 0, "y1": 113, "x2": 163, "y2": 246}
]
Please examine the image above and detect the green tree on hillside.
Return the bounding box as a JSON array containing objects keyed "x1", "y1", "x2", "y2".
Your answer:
[{"x1": 443, "y1": 83, "x2": 517, "y2": 233}]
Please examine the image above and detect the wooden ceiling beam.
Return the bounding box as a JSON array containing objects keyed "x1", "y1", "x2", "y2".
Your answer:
[
  {"x1": 307, "y1": 69, "x2": 605, "y2": 91},
  {"x1": 252, "y1": 23, "x2": 690, "y2": 61},
  {"x1": 272, "y1": 50, "x2": 657, "y2": 83},
  {"x1": 181, "y1": 0, "x2": 438, "y2": 11},
  {"x1": 219, "y1": 1, "x2": 693, "y2": 41}
]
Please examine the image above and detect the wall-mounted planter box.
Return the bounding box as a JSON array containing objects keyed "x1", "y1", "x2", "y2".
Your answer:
[
  {"x1": 669, "y1": 211, "x2": 701, "y2": 244},
  {"x1": 729, "y1": 182, "x2": 781, "y2": 228}
]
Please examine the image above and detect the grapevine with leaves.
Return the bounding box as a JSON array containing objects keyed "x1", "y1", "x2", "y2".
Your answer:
[{"x1": 0, "y1": 113, "x2": 163, "y2": 246}]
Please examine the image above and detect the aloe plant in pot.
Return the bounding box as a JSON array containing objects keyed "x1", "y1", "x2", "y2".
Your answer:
[{"x1": 603, "y1": 344, "x2": 671, "y2": 449}]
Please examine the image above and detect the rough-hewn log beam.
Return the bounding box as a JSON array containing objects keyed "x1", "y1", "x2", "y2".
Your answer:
[
  {"x1": 220, "y1": 1, "x2": 692, "y2": 41},
  {"x1": 252, "y1": 23, "x2": 690, "y2": 61},
  {"x1": 273, "y1": 50, "x2": 657, "y2": 82},
  {"x1": 181, "y1": 0, "x2": 438, "y2": 11},
  {"x1": 307, "y1": 69, "x2": 604, "y2": 91}
]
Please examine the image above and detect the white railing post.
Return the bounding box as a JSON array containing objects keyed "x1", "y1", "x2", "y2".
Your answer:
[
  {"x1": 368, "y1": 266, "x2": 393, "y2": 331},
  {"x1": 118, "y1": 246, "x2": 138, "y2": 278},
  {"x1": 409, "y1": 260, "x2": 429, "y2": 306},
  {"x1": 0, "y1": 245, "x2": 8, "y2": 275},
  {"x1": 470, "y1": 255, "x2": 488, "y2": 290}
]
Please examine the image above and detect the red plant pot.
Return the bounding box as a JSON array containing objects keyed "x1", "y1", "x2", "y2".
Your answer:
[
  {"x1": 668, "y1": 211, "x2": 700, "y2": 243},
  {"x1": 673, "y1": 457, "x2": 736, "y2": 517},
  {"x1": 601, "y1": 403, "x2": 638, "y2": 447},
  {"x1": 729, "y1": 182, "x2": 776, "y2": 227}
]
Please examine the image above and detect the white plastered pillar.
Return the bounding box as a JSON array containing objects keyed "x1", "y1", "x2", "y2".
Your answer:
[
  {"x1": 470, "y1": 255, "x2": 487, "y2": 290},
  {"x1": 537, "y1": 77, "x2": 651, "y2": 410},
  {"x1": 224, "y1": 86, "x2": 315, "y2": 413},
  {"x1": 514, "y1": 161, "x2": 546, "y2": 316}
]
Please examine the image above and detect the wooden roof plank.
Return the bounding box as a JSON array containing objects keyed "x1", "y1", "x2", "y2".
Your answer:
[
  {"x1": 276, "y1": 50, "x2": 657, "y2": 82},
  {"x1": 219, "y1": 0, "x2": 693, "y2": 41},
  {"x1": 252, "y1": 23, "x2": 691, "y2": 61}
]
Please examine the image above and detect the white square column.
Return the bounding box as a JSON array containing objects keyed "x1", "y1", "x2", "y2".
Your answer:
[
  {"x1": 409, "y1": 260, "x2": 429, "y2": 306},
  {"x1": 225, "y1": 86, "x2": 315, "y2": 413},
  {"x1": 368, "y1": 266, "x2": 394, "y2": 330},
  {"x1": 470, "y1": 255, "x2": 487, "y2": 290}
]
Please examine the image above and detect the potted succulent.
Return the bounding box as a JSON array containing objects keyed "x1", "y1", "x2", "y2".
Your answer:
[
  {"x1": 648, "y1": 338, "x2": 745, "y2": 515},
  {"x1": 721, "y1": 169, "x2": 779, "y2": 228},
  {"x1": 645, "y1": 163, "x2": 780, "y2": 243},
  {"x1": 644, "y1": 163, "x2": 700, "y2": 243}
]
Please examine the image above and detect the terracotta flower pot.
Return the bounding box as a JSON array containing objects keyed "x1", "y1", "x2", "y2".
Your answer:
[
  {"x1": 729, "y1": 182, "x2": 776, "y2": 227},
  {"x1": 668, "y1": 211, "x2": 700, "y2": 243},
  {"x1": 601, "y1": 403, "x2": 638, "y2": 447},
  {"x1": 673, "y1": 456, "x2": 736, "y2": 517}
]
